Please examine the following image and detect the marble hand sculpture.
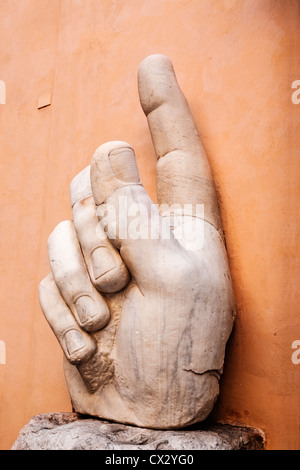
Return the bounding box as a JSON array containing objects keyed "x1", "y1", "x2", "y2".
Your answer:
[{"x1": 39, "y1": 55, "x2": 236, "y2": 429}]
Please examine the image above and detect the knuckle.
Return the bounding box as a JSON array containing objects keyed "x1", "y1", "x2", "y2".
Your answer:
[{"x1": 94, "y1": 262, "x2": 130, "y2": 293}]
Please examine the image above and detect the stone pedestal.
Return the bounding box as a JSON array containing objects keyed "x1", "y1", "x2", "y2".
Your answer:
[{"x1": 12, "y1": 413, "x2": 264, "y2": 450}]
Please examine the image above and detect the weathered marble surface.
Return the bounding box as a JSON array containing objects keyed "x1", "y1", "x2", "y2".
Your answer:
[
  {"x1": 12, "y1": 413, "x2": 264, "y2": 451},
  {"x1": 39, "y1": 54, "x2": 236, "y2": 429}
]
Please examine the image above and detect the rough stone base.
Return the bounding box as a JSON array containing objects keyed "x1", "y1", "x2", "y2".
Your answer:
[{"x1": 11, "y1": 413, "x2": 264, "y2": 450}]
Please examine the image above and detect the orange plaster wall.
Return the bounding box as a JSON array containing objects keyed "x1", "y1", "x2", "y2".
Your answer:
[{"x1": 0, "y1": 0, "x2": 299, "y2": 450}]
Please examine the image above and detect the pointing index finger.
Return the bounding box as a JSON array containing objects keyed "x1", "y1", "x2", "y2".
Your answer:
[
  {"x1": 138, "y1": 55, "x2": 203, "y2": 158},
  {"x1": 138, "y1": 54, "x2": 221, "y2": 231}
]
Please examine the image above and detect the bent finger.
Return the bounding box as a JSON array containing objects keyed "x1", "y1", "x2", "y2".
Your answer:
[
  {"x1": 39, "y1": 274, "x2": 96, "y2": 365},
  {"x1": 90, "y1": 141, "x2": 185, "y2": 291},
  {"x1": 48, "y1": 220, "x2": 110, "y2": 333},
  {"x1": 70, "y1": 167, "x2": 130, "y2": 293}
]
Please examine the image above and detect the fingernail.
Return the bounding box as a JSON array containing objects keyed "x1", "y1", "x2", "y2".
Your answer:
[
  {"x1": 109, "y1": 147, "x2": 140, "y2": 183},
  {"x1": 64, "y1": 329, "x2": 86, "y2": 355},
  {"x1": 70, "y1": 165, "x2": 92, "y2": 207},
  {"x1": 91, "y1": 247, "x2": 117, "y2": 280},
  {"x1": 75, "y1": 295, "x2": 97, "y2": 324}
]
